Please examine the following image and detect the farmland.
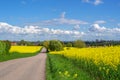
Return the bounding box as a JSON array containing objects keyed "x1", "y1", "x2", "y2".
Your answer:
[
  {"x1": 46, "y1": 54, "x2": 95, "y2": 80},
  {"x1": 49, "y1": 46, "x2": 120, "y2": 80},
  {"x1": 0, "y1": 46, "x2": 42, "y2": 62},
  {"x1": 1, "y1": 40, "x2": 120, "y2": 80},
  {"x1": 10, "y1": 46, "x2": 42, "y2": 53}
]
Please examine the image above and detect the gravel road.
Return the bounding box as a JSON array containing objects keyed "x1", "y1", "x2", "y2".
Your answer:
[{"x1": 0, "y1": 48, "x2": 47, "y2": 80}]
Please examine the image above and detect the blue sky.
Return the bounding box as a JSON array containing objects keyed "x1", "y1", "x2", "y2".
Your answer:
[{"x1": 0, "y1": 0, "x2": 120, "y2": 41}]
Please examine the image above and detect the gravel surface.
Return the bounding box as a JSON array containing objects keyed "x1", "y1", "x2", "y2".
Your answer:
[{"x1": 0, "y1": 48, "x2": 47, "y2": 80}]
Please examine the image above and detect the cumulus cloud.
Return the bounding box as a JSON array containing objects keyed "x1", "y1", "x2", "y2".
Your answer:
[
  {"x1": 0, "y1": 22, "x2": 85, "y2": 41},
  {"x1": 0, "y1": 22, "x2": 41, "y2": 34},
  {"x1": 89, "y1": 24, "x2": 106, "y2": 32},
  {"x1": 89, "y1": 24, "x2": 120, "y2": 33},
  {"x1": 29, "y1": 12, "x2": 88, "y2": 26},
  {"x1": 1, "y1": 22, "x2": 120, "y2": 41},
  {"x1": 82, "y1": 0, "x2": 103, "y2": 5},
  {"x1": 89, "y1": 23, "x2": 120, "y2": 39},
  {"x1": 84, "y1": 23, "x2": 120, "y2": 40}
]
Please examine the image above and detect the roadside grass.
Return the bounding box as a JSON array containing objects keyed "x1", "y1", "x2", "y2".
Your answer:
[
  {"x1": 0, "y1": 47, "x2": 43, "y2": 62},
  {"x1": 46, "y1": 54, "x2": 95, "y2": 80}
]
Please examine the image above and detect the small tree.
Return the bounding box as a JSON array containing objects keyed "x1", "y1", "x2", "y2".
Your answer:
[
  {"x1": 66, "y1": 42, "x2": 72, "y2": 47},
  {"x1": 43, "y1": 40, "x2": 50, "y2": 49},
  {"x1": 0, "y1": 40, "x2": 11, "y2": 55},
  {"x1": 4, "y1": 40, "x2": 11, "y2": 55},
  {"x1": 19, "y1": 40, "x2": 26, "y2": 46},
  {"x1": 0, "y1": 41, "x2": 6, "y2": 55},
  {"x1": 73, "y1": 40, "x2": 86, "y2": 48},
  {"x1": 49, "y1": 40, "x2": 63, "y2": 51}
]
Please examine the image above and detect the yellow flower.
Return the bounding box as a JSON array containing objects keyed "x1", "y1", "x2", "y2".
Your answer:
[
  {"x1": 50, "y1": 46, "x2": 120, "y2": 76},
  {"x1": 67, "y1": 74, "x2": 70, "y2": 77},
  {"x1": 59, "y1": 71, "x2": 62, "y2": 74},
  {"x1": 99, "y1": 67, "x2": 102, "y2": 71},
  {"x1": 64, "y1": 71, "x2": 69, "y2": 76},
  {"x1": 10, "y1": 46, "x2": 41, "y2": 53},
  {"x1": 103, "y1": 67, "x2": 105, "y2": 70},
  {"x1": 73, "y1": 73, "x2": 78, "y2": 78},
  {"x1": 106, "y1": 69, "x2": 109, "y2": 74}
]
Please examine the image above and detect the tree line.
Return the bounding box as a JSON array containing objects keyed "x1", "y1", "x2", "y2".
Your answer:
[
  {"x1": 85, "y1": 40, "x2": 120, "y2": 47},
  {"x1": 5, "y1": 39, "x2": 120, "y2": 52}
]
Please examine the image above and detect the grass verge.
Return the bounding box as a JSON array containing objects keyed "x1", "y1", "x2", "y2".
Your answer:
[
  {"x1": 0, "y1": 47, "x2": 43, "y2": 62},
  {"x1": 46, "y1": 54, "x2": 95, "y2": 80}
]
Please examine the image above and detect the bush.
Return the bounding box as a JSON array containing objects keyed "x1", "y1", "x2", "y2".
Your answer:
[
  {"x1": 0, "y1": 41, "x2": 6, "y2": 55},
  {"x1": 4, "y1": 41, "x2": 11, "y2": 55},
  {"x1": 49, "y1": 40, "x2": 63, "y2": 51},
  {"x1": 73, "y1": 40, "x2": 86, "y2": 48},
  {"x1": 0, "y1": 41, "x2": 11, "y2": 55}
]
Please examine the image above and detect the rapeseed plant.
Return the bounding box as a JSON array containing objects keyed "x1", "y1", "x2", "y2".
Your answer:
[{"x1": 50, "y1": 46, "x2": 120, "y2": 79}]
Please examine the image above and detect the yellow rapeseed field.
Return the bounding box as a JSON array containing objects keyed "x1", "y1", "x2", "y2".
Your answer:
[
  {"x1": 10, "y1": 46, "x2": 42, "y2": 53},
  {"x1": 50, "y1": 46, "x2": 120, "y2": 79},
  {"x1": 51, "y1": 46, "x2": 120, "y2": 68}
]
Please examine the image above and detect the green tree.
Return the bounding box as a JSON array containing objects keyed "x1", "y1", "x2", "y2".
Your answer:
[
  {"x1": 26, "y1": 41, "x2": 34, "y2": 46},
  {"x1": 4, "y1": 40, "x2": 11, "y2": 55},
  {"x1": 49, "y1": 40, "x2": 63, "y2": 51},
  {"x1": 66, "y1": 42, "x2": 72, "y2": 47},
  {"x1": 0, "y1": 41, "x2": 6, "y2": 55},
  {"x1": 19, "y1": 40, "x2": 26, "y2": 46},
  {"x1": 43, "y1": 40, "x2": 50, "y2": 49},
  {"x1": 0, "y1": 40, "x2": 11, "y2": 55},
  {"x1": 73, "y1": 40, "x2": 86, "y2": 48}
]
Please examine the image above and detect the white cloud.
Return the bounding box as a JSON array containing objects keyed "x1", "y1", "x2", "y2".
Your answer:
[
  {"x1": 0, "y1": 22, "x2": 84, "y2": 41},
  {"x1": 1, "y1": 22, "x2": 120, "y2": 41},
  {"x1": 82, "y1": 0, "x2": 103, "y2": 5},
  {"x1": 112, "y1": 28, "x2": 120, "y2": 32},
  {"x1": 94, "y1": 0, "x2": 103, "y2": 5},
  {"x1": 89, "y1": 24, "x2": 106, "y2": 32},
  {"x1": 0, "y1": 22, "x2": 41, "y2": 34},
  {"x1": 89, "y1": 24, "x2": 120, "y2": 33},
  {"x1": 88, "y1": 24, "x2": 120, "y2": 40},
  {"x1": 94, "y1": 20, "x2": 106, "y2": 24},
  {"x1": 29, "y1": 12, "x2": 88, "y2": 26}
]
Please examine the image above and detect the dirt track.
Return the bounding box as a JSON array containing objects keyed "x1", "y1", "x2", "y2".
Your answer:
[{"x1": 0, "y1": 48, "x2": 47, "y2": 80}]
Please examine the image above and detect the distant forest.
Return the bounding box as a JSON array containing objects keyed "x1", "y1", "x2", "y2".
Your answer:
[
  {"x1": 85, "y1": 40, "x2": 120, "y2": 46},
  {"x1": 9, "y1": 39, "x2": 120, "y2": 47},
  {"x1": 64, "y1": 40, "x2": 120, "y2": 47}
]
